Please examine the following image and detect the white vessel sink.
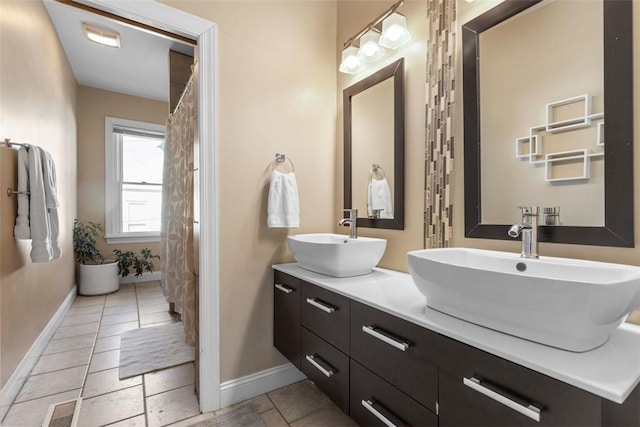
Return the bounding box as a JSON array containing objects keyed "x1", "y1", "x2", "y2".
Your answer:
[
  {"x1": 287, "y1": 233, "x2": 386, "y2": 278},
  {"x1": 408, "y1": 248, "x2": 640, "y2": 352}
]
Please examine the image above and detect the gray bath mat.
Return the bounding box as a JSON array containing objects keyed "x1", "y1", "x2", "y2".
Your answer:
[
  {"x1": 186, "y1": 403, "x2": 265, "y2": 427},
  {"x1": 119, "y1": 322, "x2": 194, "y2": 379}
]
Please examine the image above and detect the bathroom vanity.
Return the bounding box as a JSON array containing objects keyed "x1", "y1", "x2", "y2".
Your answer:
[{"x1": 273, "y1": 264, "x2": 640, "y2": 426}]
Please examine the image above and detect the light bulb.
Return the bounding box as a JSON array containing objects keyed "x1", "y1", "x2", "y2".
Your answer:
[
  {"x1": 360, "y1": 41, "x2": 378, "y2": 57},
  {"x1": 339, "y1": 45, "x2": 364, "y2": 74},
  {"x1": 383, "y1": 25, "x2": 404, "y2": 42},
  {"x1": 357, "y1": 29, "x2": 385, "y2": 63},
  {"x1": 379, "y1": 12, "x2": 411, "y2": 49}
]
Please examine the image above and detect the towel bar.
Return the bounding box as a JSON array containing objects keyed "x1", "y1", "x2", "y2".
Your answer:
[
  {"x1": 1, "y1": 138, "x2": 29, "y2": 148},
  {"x1": 7, "y1": 188, "x2": 30, "y2": 197}
]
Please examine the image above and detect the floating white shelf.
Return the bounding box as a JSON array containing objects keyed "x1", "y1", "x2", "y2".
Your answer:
[
  {"x1": 513, "y1": 94, "x2": 604, "y2": 182},
  {"x1": 597, "y1": 121, "x2": 605, "y2": 146},
  {"x1": 546, "y1": 94, "x2": 591, "y2": 133},
  {"x1": 544, "y1": 149, "x2": 589, "y2": 182},
  {"x1": 515, "y1": 135, "x2": 540, "y2": 159}
]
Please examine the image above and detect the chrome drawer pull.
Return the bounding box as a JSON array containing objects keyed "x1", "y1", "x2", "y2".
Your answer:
[
  {"x1": 274, "y1": 283, "x2": 293, "y2": 294},
  {"x1": 362, "y1": 326, "x2": 409, "y2": 351},
  {"x1": 463, "y1": 377, "x2": 541, "y2": 422},
  {"x1": 306, "y1": 298, "x2": 336, "y2": 313},
  {"x1": 361, "y1": 400, "x2": 396, "y2": 427},
  {"x1": 305, "y1": 354, "x2": 334, "y2": 377}
]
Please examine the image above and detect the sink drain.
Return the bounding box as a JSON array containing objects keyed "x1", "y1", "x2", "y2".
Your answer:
[{"x1": 516, "y1": 262, "x2": 527, "y2": 272}]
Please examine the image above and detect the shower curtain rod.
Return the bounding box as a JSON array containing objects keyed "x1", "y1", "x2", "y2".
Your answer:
[{"x1": 171, "y1": 71, "x2": 195, "y2": 116}]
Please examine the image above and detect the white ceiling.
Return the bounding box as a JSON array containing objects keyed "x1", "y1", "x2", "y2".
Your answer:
[{"x1": 44, "y1": 0, "x2": 194, "y2": 102}]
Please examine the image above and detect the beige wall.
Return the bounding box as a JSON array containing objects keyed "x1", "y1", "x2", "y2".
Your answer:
[
  {"x1": 336, "y1": 0, "x2": 428, "y2": 272},
  {"x1": 452, "y1": 1, "x2": 640, "y2": 264},
  {"x1": 158, "y1": 0, "x2": 338, "y2": 382},
  {"x1": 0, "y1": 0, "x2": 77, "y2": 387},
  {"x1": 76, "y1": 86, "x2": 166, "y2": 264}
]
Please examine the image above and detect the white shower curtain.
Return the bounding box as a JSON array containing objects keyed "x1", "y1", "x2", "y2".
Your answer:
[{"x1": 160, "y1": 73, "x2": 197, "y2": 346}]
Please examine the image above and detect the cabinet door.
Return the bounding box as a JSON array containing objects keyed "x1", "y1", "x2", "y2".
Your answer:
[
  {"x1": 438, "y1": 335, "x2": 601, "y2": 427},
  {"x1": 350, "y1": 301, "x2": 439, "y2": 412},
  {"x1": 301, "y1": 327, "x2": 350, "y2": 413},
  {"x1": 350, "y1": 360, "x2": 437, "y2": 427},
  {"x1": 274, "y1": 271, "x2": 301, "y2": 369},
  {"x1": 301, "y1": 281, "x2": 350, "y2": 354}
]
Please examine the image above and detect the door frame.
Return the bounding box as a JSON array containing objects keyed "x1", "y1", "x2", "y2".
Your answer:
[{"x1": 73, "y1": 0, "x2": 220, "y2": 412}]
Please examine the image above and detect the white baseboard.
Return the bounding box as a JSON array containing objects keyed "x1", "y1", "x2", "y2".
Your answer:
[
  {"x1": 0, "y1": 285, "x2": 77, "y2": 421},
  {"x1": 219, "y1": 363, "x2": 306, "y2": 409},
  {"x1": 119, "y1": 271, "x2": 161, "y2": 284}
]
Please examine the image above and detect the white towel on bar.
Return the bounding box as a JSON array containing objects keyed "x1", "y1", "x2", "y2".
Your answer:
[
  {"x1": 42, "y1": 149, "x2": 61, "y2": 260},
  {"x1": 367, "y1": 177, "x2": 393, "y2": 219},
  {"x1": 28, "y1": 146, "x2": 53, "y2": 263},
  {"x1": 267, "y1": 170, "x2": 300, "y2": 228},
  {"x1": 14, "y1": 146, "x2": 30, "y2": 239}
]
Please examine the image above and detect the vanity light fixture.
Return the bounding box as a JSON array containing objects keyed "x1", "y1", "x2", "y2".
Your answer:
[
  {"x1": 339, "y1": 0, "x2": 411, "y2": 74},
  {"x1": 82, "y1": 23, "x2": 120, "y2": 48}
]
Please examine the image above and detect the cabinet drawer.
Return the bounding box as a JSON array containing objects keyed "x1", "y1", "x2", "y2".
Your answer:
[
  {"x1": 301, "y1": 281, "x2": 350, "y2": 354},
  {"x1": 438, "y1": 335, "x2": 601, "y2": 427},
  {"x1": 350, "y1": 360, "x2": 437, "y2": 427},
  {"x1": 350, "y1": 301, "x2": 438, "y2": 412},
  {"x1": 301, "y1": 327, "x2": 349, "y2": 413},
  {"x1": 274, "y1": 271, "x2": 301, "y2": 369}
]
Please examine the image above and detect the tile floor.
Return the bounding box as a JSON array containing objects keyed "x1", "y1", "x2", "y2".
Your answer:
[
  {"x1": 171, "y1": 380, "x2": 358, "y2": 427},
  {"x1": 2, "y1": 282, "x2": 357, "y2": 427}
]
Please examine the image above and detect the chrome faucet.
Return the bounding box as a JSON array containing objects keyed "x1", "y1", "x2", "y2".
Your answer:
[
  {"x1": 338, "y1": 209, "x2": 358, "y2": 239},
  {"x1": 508, "y1": 206, "x2": 539, "y2": 259}
]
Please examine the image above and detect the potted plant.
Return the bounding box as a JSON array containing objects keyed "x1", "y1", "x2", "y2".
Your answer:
[
  {"x1": 73, "y1": 219, "x2": 119, "y2": 295},
  {"x1": 73, "y1": 220, "x2": 160, "y2": 295},
  {"x1": 113, "y1": 248, "x2": 160, "y2": 279}
]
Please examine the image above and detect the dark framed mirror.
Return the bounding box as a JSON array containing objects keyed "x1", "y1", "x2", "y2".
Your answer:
[
  {"x1": 344, "y1": 58, "x2": 404, "y2": 230},
  {"x1": 463, "y1": 0, "x2": 633, "y2": 247}
]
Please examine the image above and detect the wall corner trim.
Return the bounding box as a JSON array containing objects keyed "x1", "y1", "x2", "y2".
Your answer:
[
  {"x1": 0, "y1": 285, "x2": 77, "y2": 421},
  {"x1": 219, "y1": 363, "x2": 306, "y2": 409}
]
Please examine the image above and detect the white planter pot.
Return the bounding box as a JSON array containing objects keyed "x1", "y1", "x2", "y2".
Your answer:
[{"x1": 78, "y1": 261, "x2": 119, "y2": 296}]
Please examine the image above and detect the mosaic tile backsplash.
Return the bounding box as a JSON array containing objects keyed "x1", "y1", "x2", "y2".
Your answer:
[{"x1": 425, "y1": 0, "x2": 457, "y2": 249}]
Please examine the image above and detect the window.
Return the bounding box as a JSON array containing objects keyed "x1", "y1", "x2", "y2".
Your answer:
[{"x1": 105, "y1": 117, "x2": 165, "y2": 243}]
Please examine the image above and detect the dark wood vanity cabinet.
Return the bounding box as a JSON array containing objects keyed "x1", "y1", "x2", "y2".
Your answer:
[
  {"x1": 301, "y1": 281, "x2": 350, "y2": 354},
  {"x1": 273, "y1": 271, "x2": 302, "y2": 369},
  {"x1": 350, "y1": 360, "x2": 437, "y2": 427},
  {"x1": 350, "y1": 301, "x2": 439, "y2": 413},
  {"x1": 274, "y1": 271, "x2": 438, "y2": 422},
  {"x1": 438, "y1": 335, "x2": 601, "y2": 427},
  {"x1": 273, "y1": 269, "x2": 640, "y2": 427},
  {"x1": 300, "y1": 327, "x2": 350, "y2": 412}
]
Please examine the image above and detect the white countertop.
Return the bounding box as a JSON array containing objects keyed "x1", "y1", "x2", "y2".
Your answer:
[{"x1": 273, "y1": 263, "x2": 640, "y2": 404}]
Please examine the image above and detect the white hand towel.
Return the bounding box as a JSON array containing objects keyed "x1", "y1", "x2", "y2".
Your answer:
[
  {"x1": 267, "y1": 170, "x2": 300, "y2": 228},
  {"x1": 42, "y1": 149, "x2": 61, "y2": 260},
  {"x1": 14, "y1": 146, "x2": 30, "y2": 239},
  {"x1": 367, "y1": 177, "x2": 393, "y2": 219},
  {"x1": 28, "y1": 146, "x2": 53, "y2": 263}
]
